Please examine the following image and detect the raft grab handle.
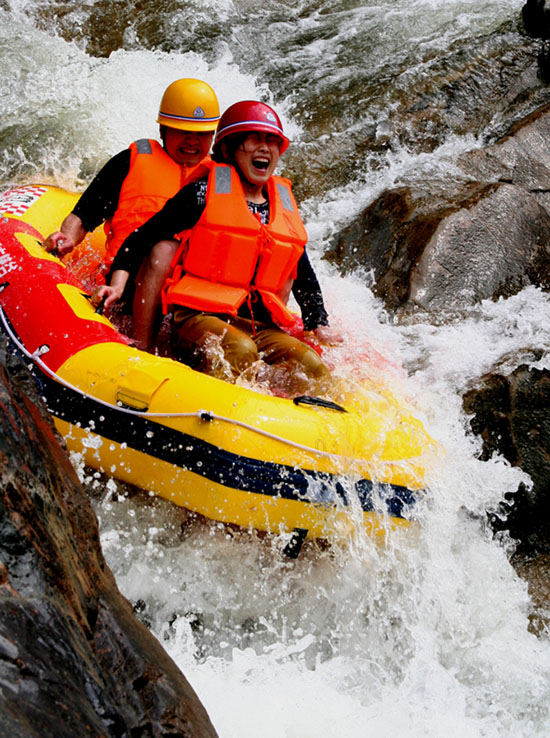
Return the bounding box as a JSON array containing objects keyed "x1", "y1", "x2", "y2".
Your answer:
[
  {"x1": 94, "y1": 294, "x2": 107, "y2": 315},
  {"x1": 293, "y1": 395, "x2": 347, "y2": 413}
]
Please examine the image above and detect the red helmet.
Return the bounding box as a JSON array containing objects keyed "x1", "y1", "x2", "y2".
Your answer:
[{"x1": 214, "y1": 100, "x2": 289, "y2": 153}]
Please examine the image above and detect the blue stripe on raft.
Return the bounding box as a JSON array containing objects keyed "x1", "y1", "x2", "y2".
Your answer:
[{"x1": 2, "y1": 328, "x2": 419, "y2": 520}]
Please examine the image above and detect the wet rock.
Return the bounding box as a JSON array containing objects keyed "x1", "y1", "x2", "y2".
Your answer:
[
  {"x1": 539, "y1": 41, "x2": 550, "y2": 83},
  {"x1": 0, "y1": 346, "x2": 218, "y2": 738},
  {"x1": 522, "y1": 0, "x2": 550, "y2": 81},
  {"x1": 290, "y1": 23, "x2": 548, "y2": 201},
  {"x1": 326, "y1": 102, "x2": 550, "y2": 314},
  {"x1": 376, "y1": 28, "x2": 545, "y2": 152},
  {"x1": 511, "y1": 552, "x2": 550, "y2": 634},
  {"x1": 522, "y1": 0, "x2": 550, "y2": 40},
  {"x1": 463, "y1": 362, "x2": 550, "y2": 554},
  {"x1": 458, "y1": 102, "x2": 550, "y2": 207}
]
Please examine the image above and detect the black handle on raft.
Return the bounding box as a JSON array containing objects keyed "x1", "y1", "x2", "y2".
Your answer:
[
  {"x1": 39, "y1": 239, "x2": 59, "y2": 257},
  {"x1": 94, "y1": 295, "x2": 107, "y2": 315},
  {"x1": 292, "y1": 395, "x2": 347, "y2": 413},
  {"x1": 45, "y1": 241, "x2": 60, "y2": 257}
]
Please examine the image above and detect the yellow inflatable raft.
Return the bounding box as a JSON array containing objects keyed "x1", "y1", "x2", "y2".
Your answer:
[{"x1": 0, "y1": 184, "x2": 433, "y2": 554}]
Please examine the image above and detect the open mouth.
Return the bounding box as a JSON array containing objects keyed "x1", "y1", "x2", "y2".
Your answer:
[{"x1": 252, "y1": 158, "x2": 269, "y2": 170}]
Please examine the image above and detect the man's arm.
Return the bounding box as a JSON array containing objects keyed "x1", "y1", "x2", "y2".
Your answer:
[{"x1": 43, "y1": 149, "x2": 131, "y2": 254}]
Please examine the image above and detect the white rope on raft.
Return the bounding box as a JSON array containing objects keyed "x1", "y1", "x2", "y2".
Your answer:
[{"x1": 0, "y1": 305, "x2": 360, "y2": 461}]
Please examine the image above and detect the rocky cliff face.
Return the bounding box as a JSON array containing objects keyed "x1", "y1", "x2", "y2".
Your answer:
[{"x1": 0, "y1": 347, "x2": 218, "y2": 738}]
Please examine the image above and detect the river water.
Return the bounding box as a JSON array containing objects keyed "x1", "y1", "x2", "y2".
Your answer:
[{"x1": 3, "y1": 0, "x2": 550, "y2": 736}]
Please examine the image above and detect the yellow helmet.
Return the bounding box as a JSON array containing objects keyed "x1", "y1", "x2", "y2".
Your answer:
[{"x1": 157, "y1": 78, "x2": 220, "y2": 132}]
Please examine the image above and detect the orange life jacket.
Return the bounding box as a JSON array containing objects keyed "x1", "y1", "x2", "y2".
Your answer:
[
  {"x1": 164, "y1": 164, "x2": 307, "y2": 327},
  {"x1": 103, "y1": 139, "x2": 212, "y2": 269}
]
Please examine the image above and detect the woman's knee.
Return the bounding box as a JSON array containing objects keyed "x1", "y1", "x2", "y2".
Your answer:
[
  {"x1": 257, "y1": 330, "x2": 328, "y2": 378},
  {"x1": 171, "y1": 311, "x2": 259, "y2": 376},
  {"x1": 222, "y1": 329, "x2": 259, "y2": 374},
  {"x1": 297, "y1": 345, "x2": 329, "y2": 378}
]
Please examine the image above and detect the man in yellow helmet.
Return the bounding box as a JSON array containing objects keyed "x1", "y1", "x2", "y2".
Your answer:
[{"x1": 44, "y1": 78, "x2": 220, "y2": 349}]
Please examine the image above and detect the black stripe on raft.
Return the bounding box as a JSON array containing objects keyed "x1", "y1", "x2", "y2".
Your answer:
[{"x1": 1, "y1": 326, "x2": 419, "y2": 520}]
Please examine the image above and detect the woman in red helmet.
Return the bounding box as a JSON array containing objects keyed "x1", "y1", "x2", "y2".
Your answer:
[{"x1": 97, "y1": 100, "x2": 340, "y2": 391}]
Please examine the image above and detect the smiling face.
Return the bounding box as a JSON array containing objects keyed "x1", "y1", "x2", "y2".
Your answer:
[
  {"x1": 232, "y1": 132, "x2": 282, "y2": 192},
  {"x1": 162, "y1": 126, "x2": 214, "y2": 167}
]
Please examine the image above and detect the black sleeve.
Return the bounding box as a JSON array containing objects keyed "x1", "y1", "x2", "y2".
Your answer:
[
  {"x1": 72, "y1": 149, "x2": 131, "y2": 231},
  {"x1": 292, "y1": 248, "x2": 329, "y2": 330},
  {"x1": 110, "y1": 180, "x2": 206, "y2": 277}
]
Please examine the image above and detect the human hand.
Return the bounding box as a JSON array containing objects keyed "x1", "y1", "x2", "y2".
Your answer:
[
  {"x1": 313, "y1": 324, "x2": 344, "y2": 345},
  {"x1": 92, "y1": 284, "x2": 123, "y2": 310},
  {"x1": 43, "y1": 231, "x2": 76, "y2": 256}
]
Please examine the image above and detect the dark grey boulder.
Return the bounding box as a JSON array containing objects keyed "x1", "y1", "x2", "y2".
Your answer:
[
  {"x1": 0, "y1": 346, "x2": 218, "y2": 738},
  {"x1": 407, "y1": 181, "x2": 550, "y2": 311},
  {"x1": 326, "y1": 102, "x2": 550, "y2": 314},
  {"x1": 463, "y1": 361, "x2": 550, "y2": 554}
]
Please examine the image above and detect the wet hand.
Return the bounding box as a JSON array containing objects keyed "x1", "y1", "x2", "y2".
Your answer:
[
  {"x1": 313, "y1": 324, "x2": 344, "y2": 345},
  {"x1": 92, "y1": 284, "x2": 122, "y2": 310},
  {"x1": 43, "y1": 231, "x2": 75, "y2": 256}
]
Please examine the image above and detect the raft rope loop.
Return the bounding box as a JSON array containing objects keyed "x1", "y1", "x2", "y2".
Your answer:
[{"x1": 0, "y1": 305, "x2": 374, "y2": 461}]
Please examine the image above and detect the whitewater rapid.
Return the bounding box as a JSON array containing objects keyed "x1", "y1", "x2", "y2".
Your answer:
[{"x1": 3, "y1": 0, "x2": 550, "y2": 735}]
